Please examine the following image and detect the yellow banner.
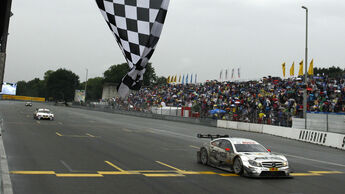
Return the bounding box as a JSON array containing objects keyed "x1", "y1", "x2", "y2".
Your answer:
[
  {"x1": 282, "y1": 62, "x2": 286, "y2": 77},
  {"x1": 308, "y1": 59, "x2": 314, "y2": 75},
  {"x1": 298, "y1": 60, "x2": 303, "y2": 76},
  {"x1": 290, "y1": 62, "x2": 295, "y2": 76}
]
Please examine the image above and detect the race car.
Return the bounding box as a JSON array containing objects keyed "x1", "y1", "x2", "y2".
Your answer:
[
  {"x1": 197, "y1": 134, "x2": 290, "y2": 177},
  {"x1": 33, "y1": 108, "x2": 54, "y2": 120},
  {"x1": 25, "y1": 102, "x2": 32, "y2": 106}
]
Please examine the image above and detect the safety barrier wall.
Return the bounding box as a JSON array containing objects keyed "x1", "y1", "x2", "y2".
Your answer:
[
  {"x1": 1, "y1": 94, "x2": 45, "y2": 102},
  {"x1": 217, "y1": 120, "x2": 345, "y2": 150}
]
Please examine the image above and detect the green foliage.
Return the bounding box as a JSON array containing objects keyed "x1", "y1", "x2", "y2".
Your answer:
[
  {"x1": 80, "y1": 77, "x2": 104, "y2": 101},
  {"x1": 103, "y1": 62, "x2": 157, "y2": 86},
  {"x1": 15, "y1": 62, "x2": 165, "y2": 101},
  {"x1": 143, "y1": 63, "x2": 157, "y2": 86},
  {"x1": 154, "y1": 76, "x2": 167, "y2": 86},
  {"x1": 46, "y1": 68, "x2": 80, "y2": 101},
  {"x1": 16, "y1": 79, "x2": 45, "y2": 97},
  {"x1": 314, "y1": 66, "x2": 345, "y2": 78},
  {"x1": 103, "y1": 63, "x2": 129, "y2": 84}
]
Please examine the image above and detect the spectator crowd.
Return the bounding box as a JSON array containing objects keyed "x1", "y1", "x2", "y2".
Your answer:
[{"x1": 111, "y1": 76, "x2": 345, "y2": 127}]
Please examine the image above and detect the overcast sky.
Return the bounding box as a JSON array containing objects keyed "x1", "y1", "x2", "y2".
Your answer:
[{"x1": 4, "y1": 0, "x2": 345, "y2": 83}]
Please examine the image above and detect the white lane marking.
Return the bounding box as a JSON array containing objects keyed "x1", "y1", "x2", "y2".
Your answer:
[
  {"x1": 58, "y1": 122, "x2": 63, "y2": 125},
  {"x1": 190, "y1": 145, "x2": 199, "y2": 149},
  {"x1": 284, "y1": 154, "x2": 345, "y2": 168},
  {"x1": 149, "y1": 128, "x2": 196, "y2": 139},
  {"x1": 0, "y1": 120, "x2": 14, "y2": 194},
  {"x1": 60, "y1": 160, "x2": 73, "y2": 172}
]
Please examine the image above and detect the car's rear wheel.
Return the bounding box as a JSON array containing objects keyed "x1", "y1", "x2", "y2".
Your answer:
[
  {"x1": 200, "y1": 148, "x2": 209, "y2": 165},
  {"x1": 233, "y1": 157, "x2": 243, "y2": 175}
]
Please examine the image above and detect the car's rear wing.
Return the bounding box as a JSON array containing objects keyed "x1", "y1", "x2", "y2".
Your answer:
[{"x1": 197, "y1": 134, "x2": 229, "y2": 140}]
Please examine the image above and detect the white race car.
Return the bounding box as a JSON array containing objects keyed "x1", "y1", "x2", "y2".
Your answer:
[
  {"x1": 197, "y1": 134, "x2": 290, "y2": 177},
  {"x1": 33, "y1": 108, "x2": 54, "y2": 120}
]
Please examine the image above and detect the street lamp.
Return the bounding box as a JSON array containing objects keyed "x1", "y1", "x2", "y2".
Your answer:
[
  {"x1": 302, "y1": 6, "x2": 308, "y2": 129},
  {"x1": 84, "y1": 68, "x2": 88, "y2": 102}
]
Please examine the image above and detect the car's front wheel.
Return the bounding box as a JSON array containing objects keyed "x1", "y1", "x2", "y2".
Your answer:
[
  {"x1": 233, "y1": 157, "x2": 243, "y2": 175},
  {"x1": 200, "y1": 148, "x2": 209, "y2": 165}
]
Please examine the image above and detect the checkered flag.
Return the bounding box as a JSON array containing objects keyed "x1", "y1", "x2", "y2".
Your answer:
[{"x1": 96, "y1": 0, "x2": 170, "y2": 98}]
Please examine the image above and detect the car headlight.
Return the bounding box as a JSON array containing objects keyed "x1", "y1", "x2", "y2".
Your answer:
[
  {"x1": 248, "y1": 160, "x2": 262, "y2": 167},
  {"x1": 283, "y1": 161, "x2": 288, "y2": 167}
]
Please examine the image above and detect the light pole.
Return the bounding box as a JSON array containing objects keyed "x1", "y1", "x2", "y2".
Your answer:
[
  {"x1": 302, "y1": 6, "x2": 308, "y2": 129},
  {"x1": 84, "y1": 68, "x2": 88, "y2": 102}
]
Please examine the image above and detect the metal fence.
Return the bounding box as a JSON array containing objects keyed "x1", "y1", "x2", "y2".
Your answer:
[{"x1": 293, "y1": 112, "x2": 345, "y2": 134}]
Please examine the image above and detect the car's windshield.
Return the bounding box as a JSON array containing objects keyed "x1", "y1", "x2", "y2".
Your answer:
[
  {"x1": 234, "y1": 144, "x2": 268, "y2": 152},
  {"x1": 39, "y1": 111, "x2": 50, "y2": 114}
]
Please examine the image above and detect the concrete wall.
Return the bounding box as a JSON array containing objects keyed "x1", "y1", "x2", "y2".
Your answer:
[{"x1": 102, "y1": 84, "x2": 118, "y2": 99}]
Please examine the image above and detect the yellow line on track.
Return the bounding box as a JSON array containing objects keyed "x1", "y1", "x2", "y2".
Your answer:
[
  {"x1": 86, "y1": 133, "x2": 95, "y2": 137},
  {"x1": 218, "y1": 173, "x2": 239, "y2": 176},
  {"x1": 156, "y1": 161, "x2": 184, "y2": 172},
  {"x1": 142, "y1": 173, "x2": 185, "y2": 177},
  {"x1": 291, "y1": 173, "x2": 321, "y2": 176},
  {"x1": 122, "y1": 128, "x2": 133, "y2": 132},
  {"x1": 55, "y1": 173, "x2": 103, "y2": 177},
  {"x1": 105, "y1": 161, "x2": 125, "y2": 172},
  {"x1": 55, "y1": 132, "x2": 63, "y2": 137},
  {"x1": 133, "y1": 170, "x2": 176, "y2": 173},
  {"x1": 309, "y1": 171, "x2": 343, "y2": 174},
  {"x1": 181, "y1": 171, "x2": 218, "y2": 175},
  {"x1": 11, "y1": 171, "x2": 55, "y2": 175},
  {"x1": 97, "y1": 171, "x2": 140, "y2": 175}
]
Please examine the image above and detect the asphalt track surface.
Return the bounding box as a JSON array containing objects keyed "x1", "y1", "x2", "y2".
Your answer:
[{"x1": 0, "y1": 101, "x2": 345, "y2": 194}]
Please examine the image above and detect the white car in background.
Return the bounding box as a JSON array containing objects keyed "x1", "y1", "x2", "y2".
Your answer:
[
  {"x1": 33, "y1": 109, "x2": 54, "y2": 120},
  {"x1": 197, "y1": 134, "x2": 290, "y2": 177}
]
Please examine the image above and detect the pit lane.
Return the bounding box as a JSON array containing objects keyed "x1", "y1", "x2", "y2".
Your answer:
[{"x1": 1, "y1": 101, "x2": 344, "y2": 194}]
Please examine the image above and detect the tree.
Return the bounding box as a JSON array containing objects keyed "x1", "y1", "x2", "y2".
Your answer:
[
  {"x1": 143, "y1": 63, "x2": 157, "y2": 86},
  {"x1": 16, "y1": 79, "x2": 45, "y2": 97},
  {"x1": 103, "y1": 63, "x2": 157, "y2": 86},
  {"x1": 103, "y1": 63, "x2": 129, "y2": 84},
  {"x1": 46, "y1": 68, "x2": 80, "y2": 101},
  {"x1": 154, "y1": 76, "x2": 167, "y2": 86},
  {"x1": 16, "y1": 81, "x2": 28, "y2": 96},
  {"x1": 80, "y1": 77, "x2": 104, "y2": 101},
  {"x1": 314, "y1": 66, "x2": 345, "y2": 78}
]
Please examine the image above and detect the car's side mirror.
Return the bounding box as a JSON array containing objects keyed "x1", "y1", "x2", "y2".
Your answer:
[{"x1": 225, "y1": 148, "x2": 231, "y2": 152}]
